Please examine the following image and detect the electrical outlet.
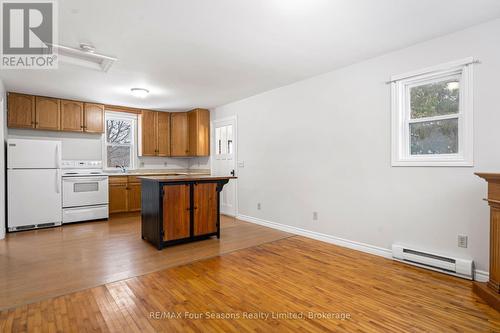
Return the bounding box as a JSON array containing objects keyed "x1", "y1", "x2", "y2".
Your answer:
[
  {"x1": 238, "y1": 161, "x2": 245, "y2": 168},
  {"x1": 458, "y1": 235, "x2": 468, "y2": 248},
  {"x1": 312, "y1": 212, "x2": 318, "y2": 221},
  {"x1": 257, "y1": 203, "x2": 261, "y2": 210}
]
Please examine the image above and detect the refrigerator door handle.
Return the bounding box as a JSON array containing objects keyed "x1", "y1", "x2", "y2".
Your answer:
[
  {"x1": 56, "y1": 169, "x2": 61, "y2": 194},
  {"x1": 55, "y1": 144, "x2": 61, "y2": 168}
]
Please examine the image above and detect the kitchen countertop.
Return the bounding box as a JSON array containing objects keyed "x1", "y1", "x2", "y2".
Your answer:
[
  {"x1": 103, "y1": 169, "x2": 210, "y2": 176},
  {"x1": 139, "y1": 175, "x2": 237, "y2": 182}
]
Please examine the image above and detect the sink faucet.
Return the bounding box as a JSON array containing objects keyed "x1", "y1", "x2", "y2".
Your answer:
[{"x1": 115, "y1": 165, "x2": 127, "y2": 173}]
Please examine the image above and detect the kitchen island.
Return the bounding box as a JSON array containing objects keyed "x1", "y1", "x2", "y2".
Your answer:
[{"x1": 140, "y1": 175, "x2": 236, "y2": 249}]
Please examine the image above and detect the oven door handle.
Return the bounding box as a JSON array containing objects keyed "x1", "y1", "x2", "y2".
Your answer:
[{"x1": 63, "y1": 177, "x2": 108, "y2": 182}]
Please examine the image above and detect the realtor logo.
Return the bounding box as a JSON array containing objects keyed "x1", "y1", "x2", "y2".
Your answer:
[{"x1": 1, "y1": 0, "x2": 58, "y2": 69}]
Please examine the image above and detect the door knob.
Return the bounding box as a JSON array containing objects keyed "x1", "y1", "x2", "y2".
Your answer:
[{"x1": 230, "y1": 170, "x2": 235, "y2": 176}]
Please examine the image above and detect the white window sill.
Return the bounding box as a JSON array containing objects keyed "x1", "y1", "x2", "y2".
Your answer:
[{"x1": 392, "y1": 159, "x2": 473, "y2": 167}]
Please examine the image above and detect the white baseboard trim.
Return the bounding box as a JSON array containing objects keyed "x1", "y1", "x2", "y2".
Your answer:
[
  {"x1": 237, "y1": 214, "x2": 489, "y2": 282},
  {"x1": 474, "y1": 269, "x2": 489, "y2": 283},
  {"x1": 237, "y1": 214, "x2": 392, "y2": 259}
]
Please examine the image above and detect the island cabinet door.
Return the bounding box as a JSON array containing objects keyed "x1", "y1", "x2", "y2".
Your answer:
[
  {"x1": 193, "y1": 183, "x2": 218, "y2": 236},
  {"x1": 163, "y1": 184, "x2": 190, "y2": 241}
]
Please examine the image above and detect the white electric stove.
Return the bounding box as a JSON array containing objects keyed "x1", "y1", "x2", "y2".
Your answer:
[{"x1": 61, "y1": 160, "x2": 109, "y2": 224}]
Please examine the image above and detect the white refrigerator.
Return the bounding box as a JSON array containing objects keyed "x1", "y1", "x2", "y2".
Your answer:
[{"x1": 7, "y1": 139, "x2": 62, "y2": 231}]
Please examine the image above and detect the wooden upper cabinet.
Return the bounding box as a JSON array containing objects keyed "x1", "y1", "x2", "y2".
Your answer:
[
  {"x1": 188, "y1": 108, "x2": 210, "y2": 156},
  {"x1": 193, "y1": 183, "x2": 218, "y2": 236},
  {"x1": 157, "y1": 112, "x2": 170, "y2": 156},
  {"x1": 139, "y1": 110, "x2": 158, "y2": 156},
  {"x1": 84, "y1": 103, "x2": 104, "y2": 133},
  {"x1": 7, "y1": 92, "x2": 211, "y2": 150},
  {"x1": 61, "y1": 100, "x2": 84, "y2": 132},
  {"x1": 35, "y1": 96, "x2": 60, "y2": 131},
  {"x1": 170, "y1": 112, "x2": 189, "y2": 156},
  {"x1": 7, "y1": 93, "x2": 35, "y2": 129}
]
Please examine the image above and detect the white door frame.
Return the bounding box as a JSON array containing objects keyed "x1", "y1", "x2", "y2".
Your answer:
[{"x1": 211, "y1": 115, "x2": 238, "y2": 217}]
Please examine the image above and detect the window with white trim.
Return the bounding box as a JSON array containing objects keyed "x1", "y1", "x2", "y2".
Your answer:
[
  {"x1": 391, "y1": 58, "x2": 474, "y2": 166},
  {"x1": 104, "y1": 112, "x2": 137, "y2": 169}
]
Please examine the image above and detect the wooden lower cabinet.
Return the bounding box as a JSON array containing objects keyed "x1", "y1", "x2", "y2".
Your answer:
[
  {"x1": 193, "y1": 183, "x2": 218, "y2": 236},
  {"x1": 109, "y1": 183, "x2": 128, "y2": 213},
  {"x1": 162, "y1": 184, "x2": 190, "y2": 241},
  {"x1": 109, "y1": 176, "x2": 142, "y2": 213},
  {"x1": 127, "y1": 182, "x2": 142, "y2": 212}
]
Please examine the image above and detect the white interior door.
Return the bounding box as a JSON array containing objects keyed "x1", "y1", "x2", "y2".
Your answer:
[{"x1": 212, "y1": 117, "x2": 237, "y2": 216}]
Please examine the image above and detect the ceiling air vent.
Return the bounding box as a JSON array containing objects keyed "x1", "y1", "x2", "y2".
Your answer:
[{"x1": 50, "y1": 43, "x2": 117, "y2": 72}]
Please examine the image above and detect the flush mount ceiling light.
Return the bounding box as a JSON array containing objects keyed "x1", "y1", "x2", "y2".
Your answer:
[
  {"x1": 49, "y1": 43, "x2": 117, "y2": 72},
  {"x1": 130, "y1": 88, "x2": 149, "y2": 98}
]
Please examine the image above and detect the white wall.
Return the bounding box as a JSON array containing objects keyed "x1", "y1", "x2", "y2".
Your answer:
[
  {"x1": 6, "y1": 129, "x2": 206, "y2": 170},
  {"x1": 213, "y1": 18, "x2": 500, "y2": 272},
  {"x1": 0, "y1": 79, "x2": 5, "y2": 240},
  {"x1": 8, "y1": 129, "x2": 103, "y2": 160}
]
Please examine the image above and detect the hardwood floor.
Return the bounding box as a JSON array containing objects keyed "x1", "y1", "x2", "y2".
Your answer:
[
  {"x1": 0, "y1": 214, "x2": 291, "y2": 310},
  {"x1": 1, "y1": 236, "x2": 499, "y2": 332}
]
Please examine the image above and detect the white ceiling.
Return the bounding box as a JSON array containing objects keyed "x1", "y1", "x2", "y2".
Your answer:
[{"x1": 2, "y1": 0, "x2": 500, "y2": 110}]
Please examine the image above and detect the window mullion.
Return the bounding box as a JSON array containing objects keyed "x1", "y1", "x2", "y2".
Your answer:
[{"x1": 408, "y1": 113, "x2": 459, "y2": 124}]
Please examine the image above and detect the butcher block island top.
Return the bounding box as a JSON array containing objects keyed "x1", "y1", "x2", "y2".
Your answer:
[
  {"x1": 140, "y1": 175, "x2": 236, "y2": 249},
  {"x1": 139, "y1": 175, "x2": 236, "y2": 182}
]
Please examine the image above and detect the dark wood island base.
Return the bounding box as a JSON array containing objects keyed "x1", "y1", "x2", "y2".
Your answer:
[{"x1": 140, "y1": 175, "x2": 236, "y2": 250}]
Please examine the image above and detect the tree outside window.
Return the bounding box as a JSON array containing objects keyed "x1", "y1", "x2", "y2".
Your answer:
[{"x1": 105, "y1": 114, "x2": 136, "y2": 169}]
